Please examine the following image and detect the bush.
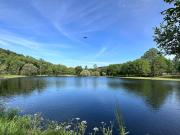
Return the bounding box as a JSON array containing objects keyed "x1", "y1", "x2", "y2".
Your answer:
[
  {"x1": 80, "y1": 70, "x2": 91, "y2": 76},
  {"x1": 91, "y1": 71, "x2": 100, "y2": 76},
  {"x1": 20, "y1": 63, "x2": 38, "y2": 76}
]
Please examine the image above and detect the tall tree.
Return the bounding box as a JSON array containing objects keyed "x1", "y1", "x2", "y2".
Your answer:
[
  {"x1": 152, "y1": 56, "x2": 168, "y2": 76},
  {"x1": 142, "y1": 48, "x2": 168, "y2": 76},
  {"x1": 154, "y1": 0, "x2": 180, "y2": 56},
  {"x1": 133, "y1": 59, "x2": 151, "y2": 76},
  {"x1": 93, "y1": 64, "x2": 97, "y2": 70}
]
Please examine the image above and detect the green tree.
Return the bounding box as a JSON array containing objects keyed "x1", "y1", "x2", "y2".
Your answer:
[
  {"x1": 166, "y1": 59, "x2": 174, "y2": 74},
  {"x1": 20, "y1": 63, "x2": 38, "y2": 76},
  {"x1": 133, "y1": 59, "x2": 151, "y2": 76},
  {"x1": 152, "y1": 56, "x2": 168, "y2": 76},
  {"x1": 84, "y1": 65, "x2": 88, "y2": 70},
  {"x1": 173, "y1": 56, "x2": 180, "y2": 73},
  {"x1": 154, "y1": 0, "x2": 180, "y2": 56},
  {"x1": 141, "y1": 48, "x2": 160, "y2": 62},
  {"x1": 98, "y1": 67, "x2": 107, "y2": 76},
  {"x1": 0, "y1": 64, "x2": 7, "y2": 74},
  {"x1": 107, "y1": 64, "x2": 122, "y2": 76},
  {"x1": 93, "y1": 64, "x2": 97, "y2": 70},
  {"x1": 65, "y1": 67, "x2": 75, "y2": 75},
  {"x1": 142, "y1": 48, "x2": 168, "y2": 76},
  {"x1": 75, "y1": 66, "x2": 83, "y2": 75},
  {"x1": 91, "y1": 71, "x2": 100, "y2": 76}
]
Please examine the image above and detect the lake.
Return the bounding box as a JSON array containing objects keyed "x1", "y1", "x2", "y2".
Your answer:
[{"x1": 0, "y1": 77, "x2": 180, "y2": 135}]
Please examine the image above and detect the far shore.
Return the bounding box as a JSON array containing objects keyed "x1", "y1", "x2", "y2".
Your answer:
[
  {"x1": 0, "y1": 75, "x2": 26, "y2": 79},
  {"x1": 114, "y1": 76, "x2": 180, "y2": 81},
  {"x1": 0, "y1": 74, "x2": 77, "y2": 79},
  {"x1": 1, "y1": 74, "x2": 180, "y2": 81}
]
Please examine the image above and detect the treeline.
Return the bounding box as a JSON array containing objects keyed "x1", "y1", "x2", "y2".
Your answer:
[
  {"x1": 0, "y1": 48, "x2": 100, "y2": 76},
  {"x1": 0, "y1": 48, "x2": 180, "y2": 77},
  {"x1": 0, "y1": 48, "x2": 76, "y2": 76},
  {"x1": 99, "y1": 48, "x2": 180, "y2": 77}
]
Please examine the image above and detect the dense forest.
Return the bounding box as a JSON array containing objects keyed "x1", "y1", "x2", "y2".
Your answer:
[{"x1": 0, "y1": 48, "x2": 180, "y2": 77}]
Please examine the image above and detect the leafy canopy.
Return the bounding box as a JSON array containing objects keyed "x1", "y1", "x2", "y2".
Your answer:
[{"x1": 154, "y1": 0, "x2": 180, "y2": 56}]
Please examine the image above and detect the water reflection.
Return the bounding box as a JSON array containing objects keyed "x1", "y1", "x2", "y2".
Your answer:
[
  {"x1": 108, "y1": 79, "x2": 180, "y2": 109},
  {"x1": 0, "y1": 77, "x2": 47, "y2": 97},
  {"x1": 0, "y1": 77, "x2": 180, "y2": 135}
]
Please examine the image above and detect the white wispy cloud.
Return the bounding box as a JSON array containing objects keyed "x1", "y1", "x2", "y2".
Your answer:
[
  {"x1": 95, "y1": 47, "x2": 108, "y2": 58},
  {"x1": 31, "y1": 0, "x2": 121, "y2": 40},
  {"x1": 0, "y1": 29, "x2": 72, "y2": 50}
]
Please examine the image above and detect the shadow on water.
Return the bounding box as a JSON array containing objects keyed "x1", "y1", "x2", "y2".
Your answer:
[
  {"x1": 0, "y1": 77, "x2": 47, "y2": 97},
  {"x1": 107, "y1": 78, "x2": 180, "y2": 110}
]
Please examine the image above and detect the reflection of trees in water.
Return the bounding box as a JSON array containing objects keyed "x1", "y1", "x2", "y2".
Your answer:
[
  {"x1": 92, "y1": 77, "x2": 98, "y2": 88},
  {"x1": 74, "y1": 77, "x2": 99, "y2": 89},
  {"x1": 54, "y1": 77, "x2": 67, "y2": 88},
  {"x1": 0, "y1": 77, "x2": 47, "y2": 97},
  {"x1": 108, "y1": 79, "x2": 179, "y2": 109},
  {"x1": 174, "y1": 86, "x2": 180, "y2": 103},
  {"x1": 0, "y1": 99, "x2": 5, "y2": 112}
]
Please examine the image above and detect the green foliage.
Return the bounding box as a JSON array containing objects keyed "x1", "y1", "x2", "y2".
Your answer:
[
  {"x1": 80, "y1": 70, "x2": 91, "y2": 76},
  {"x1": 154, "y1": 0, "x2": 180, "y2": 56},
  {"x1": 0, "y1": 48, "x2": 75, "y2": 76},
  {"x1": 84, "y1": 66, "x2": 88, "y2": 70},
  {"x1": 91, "y1": 71, "x2": 100, "y2": 76},
  {"x1": 166, "y1": 59, "x2": 174, "y2": 74},
  {"x1": 152, "y1": 56, "x2": 168, "y2": 76},
  {"x1": 142, "y1": 48, "x2": 168, "y2": 76},
  {"x1": 106, "y1": 60, "x2": 150, "y2": 77},
  {"x1": 102, "y1": 48, "x2": 173, "y2": 77},
  {"x1": 115, "y1": 106, "x2": 128, "y2": 135},
  {"x1": 107, "y1": 64, "x2": 122, "y2": 76},
  {"x1": 173, "y1": 56, "x2": 180, "y2": 72},
  {"x1": 0, "y1": 109, "x2": 126, "y2": 135},
  {"x1": 65, "y1": 67, "x2": 76, "y2": 75},
  {"x1": 141, "y1": 48, "x2": 160, "y2": 62},
  {"x1": 132, "y1": 59, "x2": 151, "y2": 76},
  {"x1": 75, "y1": 66, "x2": 83, "y2": 75},
  {"x1": 93, "y1": 64, "x2": 97, "y2": 70},
  {"x1": 21, "y1": 63, "x2": 38, "y2": 76},
  {"x1": 0, "y1": 47, "x2": 177, "y2": 77}
]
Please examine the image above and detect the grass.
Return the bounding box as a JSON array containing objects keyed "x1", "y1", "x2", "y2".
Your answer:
[
  {"x1": 0, "y1": 108, "x2": 127, "y2": 135},
  {"x1": 0, "y1": 74, "x2": 26, "y2": 79},
  {"x1": 118, "y1": 76, "x2": 180, "y2": 81}
]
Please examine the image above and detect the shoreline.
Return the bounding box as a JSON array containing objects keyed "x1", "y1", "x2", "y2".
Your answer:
[
  {"x1": 0, "y1": 75, "x2": 26, "y2": 79},
  {"x1": 0, "y1": 74, "x2": 78, "y2": 80},
  {"x1": 115, "y1": 76, "x2": 180, "y2": 81},
  {"x1": 1, "y1": 74, "x2": 180, "y2": 81}
]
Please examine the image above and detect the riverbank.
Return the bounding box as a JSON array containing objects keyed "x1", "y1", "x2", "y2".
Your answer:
[
  {"x1": 0, "y1": 75, "x2": 26, "y2": 79},
  {"x1": 117, "y1": 76, "x2": 180, "y2": 81},
  {"x1": 1, "y1": 74, "x2": 180, "y2": 81},
  {"x1": 0, "y1": 74, "x2": 78, "y2": 80}
]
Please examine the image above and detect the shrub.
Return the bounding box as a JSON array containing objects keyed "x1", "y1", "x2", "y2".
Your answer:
[
  {"x1": 91, "y1": 71, "x2": 100, "y2": 76},
  {"x1": 20, "y1": 63, "x2": 38, "y2": 76},
  {"x1": 80, "y1": 70, "x2": 91, "y2": 76}
]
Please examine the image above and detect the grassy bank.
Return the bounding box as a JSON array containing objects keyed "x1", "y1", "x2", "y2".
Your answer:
[
  {"x1": 0, "y1": 109, "x2": 127, "y2": 135},
  {"x1": 0, "y1": 74, "x2": 26, "y2": 79},
  {"x1": 118, "y1": 76, "x2": 180, "y2": 81}
]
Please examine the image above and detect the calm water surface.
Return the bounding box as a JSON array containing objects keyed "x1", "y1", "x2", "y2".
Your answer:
[{"x1": 0, "y1": 77, "x2": 180, "y2": 135}]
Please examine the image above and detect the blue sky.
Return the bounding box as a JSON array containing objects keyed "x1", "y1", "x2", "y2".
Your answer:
[{"x1": 0, "y1": 0, "x2": 168, "y2": 67}]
